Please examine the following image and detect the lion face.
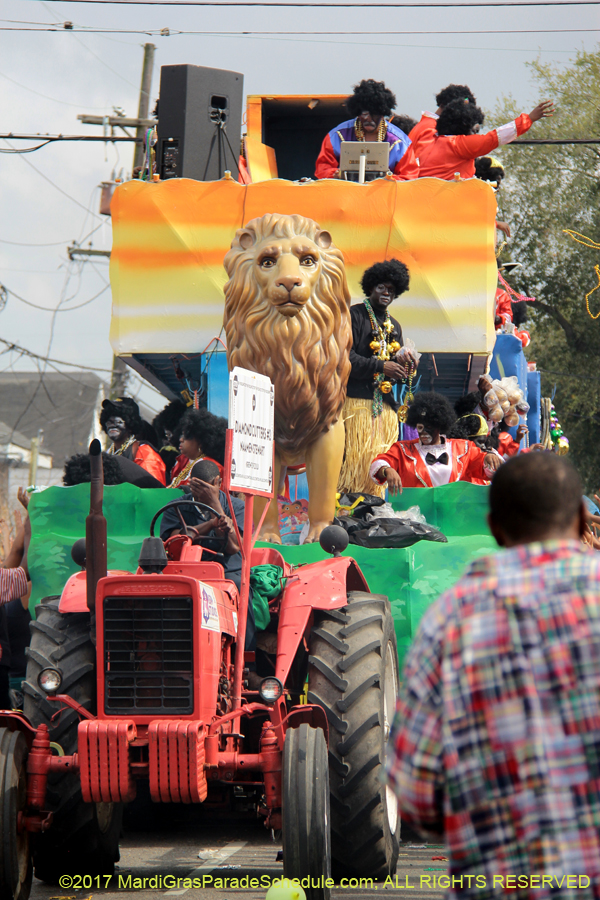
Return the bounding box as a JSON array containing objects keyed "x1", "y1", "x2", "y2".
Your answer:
[{"x1": 244, "y1": 233, "x2": 331, "y2": 318}]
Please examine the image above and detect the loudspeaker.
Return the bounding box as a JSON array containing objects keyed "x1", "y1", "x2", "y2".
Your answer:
[{"x1": 157, "y1": 65, "x2": 244, "y2": 182}]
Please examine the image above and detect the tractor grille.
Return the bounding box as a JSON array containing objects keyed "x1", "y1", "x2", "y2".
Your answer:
[{"x1": 103, "y1": 595, "x2": 193, "y2": 715}]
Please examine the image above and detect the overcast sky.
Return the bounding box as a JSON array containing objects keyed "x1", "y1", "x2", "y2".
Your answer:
[{"x1": 0, "y1": 0, "x2": 597, "y2": 414}]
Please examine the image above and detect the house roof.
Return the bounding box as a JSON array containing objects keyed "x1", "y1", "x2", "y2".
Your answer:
[{"x1": 0, "y1": 372, "x2": 107, "y2": 464}]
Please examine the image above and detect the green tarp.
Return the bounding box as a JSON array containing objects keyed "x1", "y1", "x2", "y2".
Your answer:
[
  {"x1": 27, "y1": 483, "x2": 183, "y2": 610},
  {"x1": 256, "y1": 483, "x2": 495, "y2": 669},
  {"x1": 27, "y1": 482, "x2": 495, "y2": 670}
]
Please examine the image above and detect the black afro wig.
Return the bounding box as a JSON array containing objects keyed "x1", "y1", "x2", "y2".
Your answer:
[
  {"x1": 63, "y1": 453, "x2": 124, "y2": 486},
  {"x1": 100, "y1": 397, "x2": 142, "y2": 435},
  {"x1": 153, "y1": 399, "x2": 187, "y2": 445},
  {"x1": 474, "y1": 156, "x2": 505, "y2": 185},
  {"x1": 511, "y1": 301, "x2": 529, "y2": 328},
  {"x1": 406, "y1": 392, "x2": 456, "y2": 433},
  {"x1": 437, "y1": 99, "x2": 485, "y2": 137},
  {"x1": 361, "y1": 259, "x2": 410, "y2": 298},
  {"x1": 180, "y1": 408, "x2": 228, "y2": 465},
  {"x1": 435, "y1": 84, "x2": 476, "y2": 109},
  {"x1": 454, "y1": 391, "x2": 481, "y2": 418},
  {"x1": 100, "y1": 396, "x2": 160, "y2": 449},
  {"x1": 347, "y1": 79, "x2": 396, "y2": 118},
  {"x1": 390, "y1": 114, "x2": 417, "y2": 135}
]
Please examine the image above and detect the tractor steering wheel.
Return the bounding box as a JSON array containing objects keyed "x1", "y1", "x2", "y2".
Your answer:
[{"x1": 149, "y1": 498, "x2": 230, "y2": 556}]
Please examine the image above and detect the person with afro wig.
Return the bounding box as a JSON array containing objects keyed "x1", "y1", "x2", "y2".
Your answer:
[
  {"x1": 418, "y1": 98, "x2": 554, "y2": 181},
  {"x1": 168, "y1": 407, "x2": 227, "y2": 488},
  {"x1": 338, "y1": 259, "x2": 418, "y2": 497},
  {"x1": 408, "y1": 83, "x2": 477, "y2": 162},
  {"x1": 100, "y1": 397, "x2": 166, "y2": 485},
  {"x1": 370, "y1": 391, "x2": 501, "y2": 490},
  {"x1": 315, "y1": 79, "x2": 418, "y2": 181}
]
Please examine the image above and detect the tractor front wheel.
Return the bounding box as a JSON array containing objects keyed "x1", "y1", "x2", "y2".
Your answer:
[
  {"x1": 0, "y1": 727, "x2": 33, "y2": 900},
  {"x1": 308, "y1": 591, "x2": 401, "y2": 881},
  {"x1": 23, "y1": 597, "x2": 122, "y2": 883},
  {"x1": 283, "y1": 723, "x2": 331, "y2": 900}
]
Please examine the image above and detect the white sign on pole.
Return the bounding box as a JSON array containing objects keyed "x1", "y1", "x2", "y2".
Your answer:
[{"x1": 228, "y1": 366, "x2": 274, "y2": 493}]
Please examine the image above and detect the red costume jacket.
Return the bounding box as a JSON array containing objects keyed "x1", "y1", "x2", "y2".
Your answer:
[
  {"x1": 497, "y1": 431, "x2": 521, "y2": 458},
  {"x1": 372, "y1": 439, "x2": 491, "y2": 488},
  {"x1": 133, "y1": 443, "x2": 166, "y2": 485},
  {"x1": 417, "y1": 114, "x2": 532, "y2": 181},
  {"x1": 408, "y1": 113, "x2": 438, "y2": 160}
]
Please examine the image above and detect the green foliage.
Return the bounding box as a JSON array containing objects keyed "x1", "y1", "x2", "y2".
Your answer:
[{"x1": 489, "y1": 49, "x2": 600, "y2": 491}]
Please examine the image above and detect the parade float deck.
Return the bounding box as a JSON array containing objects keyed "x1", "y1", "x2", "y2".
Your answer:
[{"x1": 27, "y1": 481, "x2": 494, "y2": 669}]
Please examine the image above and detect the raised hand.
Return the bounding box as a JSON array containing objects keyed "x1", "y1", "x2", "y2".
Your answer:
[{"x1": 529, "y1": 100, "x2": 555, "y2": 122}]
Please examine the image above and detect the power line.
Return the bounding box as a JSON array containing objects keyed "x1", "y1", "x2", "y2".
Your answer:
[
  {"x1": 0, "y1": 338, "x2": 113, "y2": 373},
  {"x1": 6, "y1": 283, "x2": 110, "y2": 312},
  {"x1": 1, "y1": 24, "x2": 598, "y2": 32},
  {"x1": 29, "y1": 0, "x2": 600, "y2": 6},
  {"x1": 1, "y1": 139, "x2": 105, "y2": 221},
  {"x1": 0, "y1": 69, "x2": 115, "y2": 110}
]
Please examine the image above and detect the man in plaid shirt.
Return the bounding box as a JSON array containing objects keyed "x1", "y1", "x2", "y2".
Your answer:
[{"x1": 387, "y1": 453, "x2": 600, "y2": 898}]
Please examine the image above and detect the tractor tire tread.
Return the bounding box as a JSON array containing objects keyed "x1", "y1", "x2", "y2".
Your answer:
[{"x1": 308, "y1": 595, "x2": 400, "y2": 880}]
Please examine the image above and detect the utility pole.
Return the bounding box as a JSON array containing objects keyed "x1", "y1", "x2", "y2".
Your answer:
[
  {"x1": 133, "y1": 43, "x2": 156, "y2": 172},
  {"x1": 110, "y1": 42, "x2": 155, "y2": 399}
]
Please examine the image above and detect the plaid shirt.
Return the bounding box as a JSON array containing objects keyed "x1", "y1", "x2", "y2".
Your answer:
[{"x1": 386, "y1": 540, "x2": 600, "y2": 900}]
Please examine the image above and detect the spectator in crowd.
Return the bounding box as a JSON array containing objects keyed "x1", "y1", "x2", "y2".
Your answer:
[
  {"x1": 417, "y1": 99, "x2": 554, "y2": 181},
  {"x1": 0, "y1": 515, "x2": 30, "y2": 709},
  {"x1": 315, "y1": 78, "x2": 418, "y2": 180},
  {"x1": 408, "y1": 83, "x2": 477, "y2": 160},
  {"x1": 386, "y1": 453, "x2": 600, "y2": 897},
  {"x1": 100, "y1": 397, "x2": 166, "y2": 485}
]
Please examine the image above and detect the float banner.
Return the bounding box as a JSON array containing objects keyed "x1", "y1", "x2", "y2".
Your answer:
[
  {"x1": 109, "y1": 177, "x2": 497, "y2": 358},
  {"x1": 228, "y1": 367, "x2": 275, "y2": 493}
]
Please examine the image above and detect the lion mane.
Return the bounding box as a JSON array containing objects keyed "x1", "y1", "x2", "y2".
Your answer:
[{"x1": 223, "y1": 213, "x2": 352, "y2": 456}]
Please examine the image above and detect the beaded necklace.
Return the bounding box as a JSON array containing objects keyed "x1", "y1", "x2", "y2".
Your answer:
[
  {"x1": 169, "y1": 456, "x2": 204, "y2": 488},
  {"x1": 110, "y1": 434, "x2": 136, "y2": 457},
  {"x1": 355, "y1": 117, "x2": 388, "y2": 142},
  {"x1": 363, "y1": 298, "x2": 401, "y2": 417}
]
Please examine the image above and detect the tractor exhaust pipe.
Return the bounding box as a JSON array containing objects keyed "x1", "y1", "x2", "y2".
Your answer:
[{"x1": 85, "y1": 439, "x2": 107, "y2": 613}]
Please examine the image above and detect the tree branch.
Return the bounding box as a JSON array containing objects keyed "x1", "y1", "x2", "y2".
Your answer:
[{"x1": 533, "y1": 298, "x2": 584, "y2": 350}]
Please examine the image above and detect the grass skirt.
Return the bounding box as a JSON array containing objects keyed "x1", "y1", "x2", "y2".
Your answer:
[{"x1": 337, "y1": 398, "x2": 399, "y2": 499}]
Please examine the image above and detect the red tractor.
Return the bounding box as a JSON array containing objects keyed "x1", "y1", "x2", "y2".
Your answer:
[{"x1": 0, "y1": 442, "x2": 400, "y2": 900}]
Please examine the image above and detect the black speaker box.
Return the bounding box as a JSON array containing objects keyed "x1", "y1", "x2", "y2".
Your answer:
[{"x1": 157, "y1": 65, "x2": 244, "y2": 182}]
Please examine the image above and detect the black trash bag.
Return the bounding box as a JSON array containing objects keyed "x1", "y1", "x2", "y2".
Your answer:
[
  {"x1": 336, "y1": 492, "x2": 385, "y2": 519},
  {"x1": 334, "y1": 515, "x2": 447, "y2": 549}
]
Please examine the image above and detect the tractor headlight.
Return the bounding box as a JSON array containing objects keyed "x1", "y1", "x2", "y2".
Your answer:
[
  {"x1": 38, "y1": 668, "x2": 62, "y2": 694},
  {"x1": 259, "y1": 677, "x2": 283, "y2": 704}
]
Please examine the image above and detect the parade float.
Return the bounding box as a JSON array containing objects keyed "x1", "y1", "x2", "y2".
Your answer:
[{"x1": 0, "y1": 85, "x2": 556, "y2": 900}]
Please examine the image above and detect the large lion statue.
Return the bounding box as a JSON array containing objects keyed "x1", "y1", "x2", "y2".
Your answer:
[{"x1": 223, "y1": 213, "x2": 352, "y2": 543}]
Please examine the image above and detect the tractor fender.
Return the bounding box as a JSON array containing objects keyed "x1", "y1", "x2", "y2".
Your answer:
[
  {"x1": 275, "y1": 556, "x2": 368, "y2": 688},
  {"x1": 59, "y1": 570, "x2": 130, "y2": 613}
]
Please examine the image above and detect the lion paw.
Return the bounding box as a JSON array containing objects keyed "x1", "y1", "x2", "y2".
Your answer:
[
  {"x1": 303, "y1": 522, "x2": 330, "y2": 544},
  {"x1": 257, "y1": 528, "x2": 283, "y2": 545}
]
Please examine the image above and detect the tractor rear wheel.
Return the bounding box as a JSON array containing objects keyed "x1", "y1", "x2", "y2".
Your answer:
[
  {"x1": 22, "y1": 597, "x2": 122, "y2": 883},
  {"x1": 308, "y1": 592, "x2": 400, "y2": 881},
  {"x1": 283, "y1": 723, "x2": 331, "y2": 900},
  {"x1": 0, "y1": 727, "x2": 32, "y2": 900}
]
